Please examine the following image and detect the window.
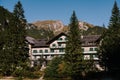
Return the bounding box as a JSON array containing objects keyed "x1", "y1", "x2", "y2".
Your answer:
[
  {"x1": 39, "y1": 50, "x2": 43, "y2": 53},
  {"x1": 89, "y1": 48, "x2": 93, "y2": 51},
  {"x1": 58, "y1": 38, "x2": 62, "y2": 40},
  {"x1": 93, "y1": 55, "x2": 98, "y2": 58},
  {"x1": 45, "y1": 49, "x2": 48, "y2": 53},
  {"x1": 52, "y1": 44, "x2": 56, "y2": 47},
  {"x1": 84, "y1": 55, "x2": 90, "y2": 60},
  {"x1": 59, "y1": 49, "x2": 64, "y2": 52},
  {"x1": 33, "y1": 50, "x2": 37, "y2": 53},
  {"x1": 95, "y1": 48, "x2": 98, "y2": 51},
  {"x1": 58, "y1": 44, "x2": 61, "y2": 46},
  {"x1": 51, "y1": 49, "x2": 54, "y2": 53}
]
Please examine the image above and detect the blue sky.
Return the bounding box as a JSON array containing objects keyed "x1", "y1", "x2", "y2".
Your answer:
[{"x1": 1, "y1": 0, "x2": 120, "y2": 26}]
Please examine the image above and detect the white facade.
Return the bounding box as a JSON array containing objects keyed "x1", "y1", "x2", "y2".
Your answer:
[
  {"x1": 27, "y1": 33, "x2": 100, "y2": 67},
  {"x1": 83, "y1": 46, "x2": 98, "y2": 60}
]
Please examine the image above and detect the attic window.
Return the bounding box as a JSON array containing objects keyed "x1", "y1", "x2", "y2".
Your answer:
[
  {"x1": 58, "y1": 38, "x2": 62, "y2": 40},
  {"x1": 52, "y1": 44, "x2": 56, "y2": 47}
]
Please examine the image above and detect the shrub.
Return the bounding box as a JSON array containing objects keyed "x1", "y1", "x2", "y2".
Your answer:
[{"x1": 44, "y1": 57, "x2": 62, "y2": 78}]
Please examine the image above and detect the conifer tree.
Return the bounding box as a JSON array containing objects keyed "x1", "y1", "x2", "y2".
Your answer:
[
  {"x1": 12, "y1": 1, "x2": 28, "y2": 68},
  {"x1": 99, "y1": 1, "x2": 120, "y2": 73},
  {"x1": 64, "y1": 11, "x2": 89, "y2": 80},
  {"x1": 13, "y1": 1, "x2": 25, "y2": 21}
]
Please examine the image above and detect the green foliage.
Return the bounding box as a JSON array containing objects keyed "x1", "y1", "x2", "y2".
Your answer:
[
  {"x1": 44, "y1": 57, "x2": 63, "y2": 79},
  {"x1": 64, "y1": 11, "x2": 92, "y2": 80},
  {"x1": 57, "y1": 61, "x2": 69, "y2": 78},
  {"x1": 12, "y1": 67, "x2": 40, "y2": 79},
  {"x1": 99, "y1": 1, "x2": 120, "y2": 73},
  {"x1": 13, "y1": 1, "x2": 25, "y2": 20},
  {"x1": 26, "y1": 27, "x2": 54, "y2": 40},
  {"x1": 12, "y1": 0, "x2": 28, "y2": 72},
  {"x1": 0, "y1": 6, "x2": 16, "y2": 76},
  {"x1": 0, "y1": 1, "x2": 29, "y2": 77},
  {"x1": 83, "y1": 26, "x2": 107, "y2": 35}
]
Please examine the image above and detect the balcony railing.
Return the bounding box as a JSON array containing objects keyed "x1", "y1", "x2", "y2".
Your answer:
[
  {"x1": 57, "y1": 40, "x2": 67, "y2": 42},
  {"x1": 83, "y1": 51, "x2": 97, "y2": 54},
  {"x1": 50, "y1": 46, "x2": 65, "y2": 49},
  {"x1": 32, "y1": 52, "x2": 65, "y2": 55},
  {"x1": 32, "y1": 51, "x2": 97, "y2": 56}
]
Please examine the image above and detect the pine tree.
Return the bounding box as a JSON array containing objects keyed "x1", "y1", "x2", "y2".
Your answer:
[
  {"x1": 99, "y1": 1, "x2": 120, "y2": 73},
  {"x1": 64, "y1": 11, "x2": 88, "y2": 80},
  {"x1": 12, "y1": 1, "x2": 28, "y2": 68},
  {"x1": 13, "y1": 1, "x2": 25, "y2": 21}
]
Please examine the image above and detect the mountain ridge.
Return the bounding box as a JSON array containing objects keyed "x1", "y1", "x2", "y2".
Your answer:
[{"x1": 32, "y1": 20, "x2": 94, "y2": 34}]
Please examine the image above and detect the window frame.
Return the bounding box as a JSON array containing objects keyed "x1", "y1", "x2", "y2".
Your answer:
[
  {"x1": 33, "y1": 50, "x2": 38, "y2": 53},
  {"x1": 45, "y1": 49, "x2": 48, "y2": 53},
  {"x1": 89, "y1": 48, "x2": 93, "y2": 51}
]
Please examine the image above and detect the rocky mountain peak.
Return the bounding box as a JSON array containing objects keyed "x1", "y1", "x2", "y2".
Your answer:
[
  {"x1": 31, "y1": 20, "x2": 94, "y2": 35},
  {"x1": 32, "y1": 20, "x2": 64, "y2": 33}
]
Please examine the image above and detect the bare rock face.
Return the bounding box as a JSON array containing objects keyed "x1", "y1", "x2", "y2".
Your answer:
[
  {"x1": 31, "y1": 20, "x2": 94, "y2": 35},
  {"x1": 78, "y1": 21, "x2": 94, "y2": 31},
  {"x1": 32, "y1": 20, "x2": 64, "y2": 34}
]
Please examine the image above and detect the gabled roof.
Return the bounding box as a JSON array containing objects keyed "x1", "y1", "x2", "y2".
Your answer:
[
  {"x1": 46, "y1": 32, "x2": 67, "y2": 44},
  {"x1": 26, "y1": 32, "x2": 101, "y2": 48},
  {"x1": 81, "y1": 35, "x2": 101, "y2": 47},
  {"x1": 25, "y1": 36, "x2": 38, "y2": 44},
  {"x1": 26, "y1": 36, "x2": 49, "y2": 48}
]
